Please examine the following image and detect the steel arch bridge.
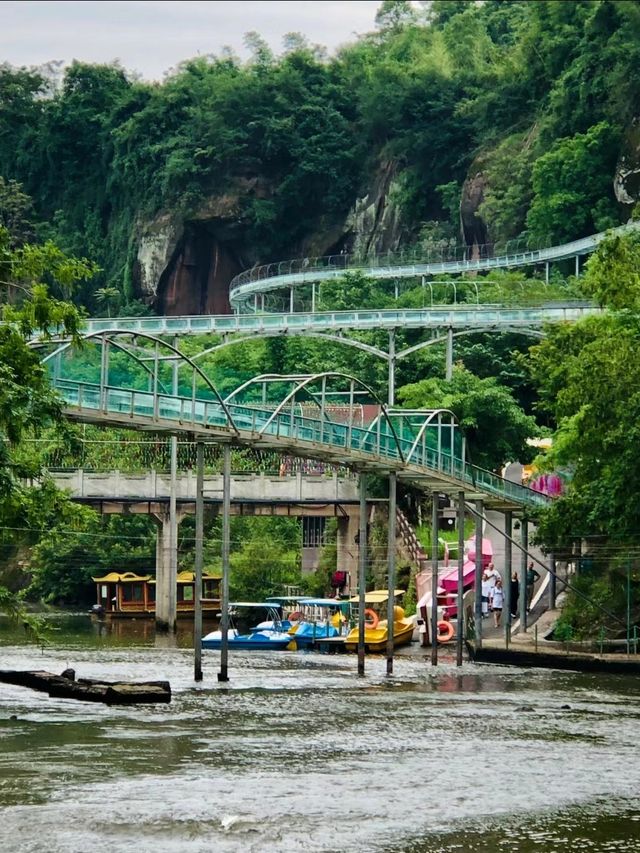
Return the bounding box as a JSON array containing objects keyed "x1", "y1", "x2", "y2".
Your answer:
[{"x1": 39, "y1": 331, "x2": 547, "y2": 511}]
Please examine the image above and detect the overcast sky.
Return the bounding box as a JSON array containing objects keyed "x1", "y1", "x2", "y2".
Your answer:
[{"x1": 0, "y1": 1, "x2": 385, "y2": 80}]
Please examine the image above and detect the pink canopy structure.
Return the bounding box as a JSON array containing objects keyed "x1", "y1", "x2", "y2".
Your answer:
[{"x1": 465, "y1": 537, "x2": 493, "y2": 570}]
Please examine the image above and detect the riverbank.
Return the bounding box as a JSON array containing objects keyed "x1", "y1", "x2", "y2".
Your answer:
[{"x1": 470, "y1": 608, "x2": 640, "y2": 675}]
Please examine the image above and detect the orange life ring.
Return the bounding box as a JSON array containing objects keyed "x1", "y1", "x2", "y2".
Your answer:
[
  {"x1": 437, "y1": 620, "x2": 455, "y2": 643},
  {"x1": 364, "y1": 608, "x2": 380, "y2": 629}
]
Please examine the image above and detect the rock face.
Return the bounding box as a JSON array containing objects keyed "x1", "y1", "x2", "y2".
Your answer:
[
  {"x1": 460, "y1": 165, "x2": 491, "y2": 257},
  {"x1": 133, "y1": 162, "x2": 408, "y2": 315},
  {"x1": 134, "y1": 181, "x2": 265, "y2": 316},
  {"x1": 614, "y1": 117, "x2": 640, "y2": 207},
  {"x1": 344, "y1": 160, "x2": 406, "y2": 257}
]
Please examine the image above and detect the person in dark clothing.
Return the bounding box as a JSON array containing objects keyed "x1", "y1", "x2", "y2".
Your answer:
[
  {"x1": 526, "y1": 562, "x2": 540, "y2": 611},
  {"x1": 510, "y1": 572, "x2": 519, "y2": 619}
]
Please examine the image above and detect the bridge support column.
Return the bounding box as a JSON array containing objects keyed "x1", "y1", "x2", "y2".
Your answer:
[
  {"x1": 386, "y1": 472, "x2": 397, "y2": 676},
  {"x1": 430, "y1": 491, "x2": 439, "y2": 667},
  {"x1": 445, "y1": 327, "x2": 454, "y2": 381},
  {"x1": 504, "y1": 511, "x2": 512, "y2": 649},
  {"x1": 289, "y1": 285, "x2": 294, "y2": 314},
  {"x1": 474, "y1": 500, "x2": 484, "y2": 648},
  {"x1": 519, "y1": 518, "x2": 529, "y2": 631},
  {"x1": 153, "y1": 507, "x2": 187, "y2": 633},
  {"x1": 388, "y1": 331, "x2": 396, "y2": 406},
  {"x1": 575, "y1": 255, "x2": 580, "y2": 277},
  {"x1": 337, "y1": 510, "x2": 359, "y2": 583},
  {"x1": 357, "y1": 473, "x2": 367, "y2": 677},
  {"x1": 456, "y1": 491, "x2": 465, "y2": 667}
]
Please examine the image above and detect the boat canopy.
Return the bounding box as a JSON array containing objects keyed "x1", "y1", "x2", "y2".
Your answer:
[
  {"x1": 300, "y1": 598, "x2": 348, "y2": 608},
  {"x1": 91, "y1": 571, "x2": 152, "y2": 583},
  {"x1": 148, "y1": 570, "x2": 221, "y2": 585},
  {"x1": 265, "y1": 596, "x2": 308, "y2": 605},
  {"x1": 348, "y1": 589, "x2": 405, "y2": 604},
  {"x1": 229, "y1": 602, "x2": 284, "y2": 609}
]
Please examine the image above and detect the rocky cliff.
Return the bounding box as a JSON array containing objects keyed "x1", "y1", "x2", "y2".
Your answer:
[{"x1": 134, "y1": 162, "x2": 408, "y2": 316}]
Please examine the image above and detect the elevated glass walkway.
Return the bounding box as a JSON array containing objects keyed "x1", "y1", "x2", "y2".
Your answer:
[
  {"x1": 76, "y1": 303, "x2": 598, "y2": 339},
  {"x1": 229, "y1": 222, "x2": 639, "y2": 310}
]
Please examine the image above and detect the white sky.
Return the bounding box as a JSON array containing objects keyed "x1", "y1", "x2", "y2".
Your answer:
[{"x1": 0, "y1": 0, "x2": 384, "y2": 80}]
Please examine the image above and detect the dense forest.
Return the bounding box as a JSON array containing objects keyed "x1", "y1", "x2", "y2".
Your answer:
[
  {"x1": 1, "y1": 0, "x2": 639, "y2": 313},
  {"x1": 2, "y1": 0, "x2": 640, "y2": 638}
]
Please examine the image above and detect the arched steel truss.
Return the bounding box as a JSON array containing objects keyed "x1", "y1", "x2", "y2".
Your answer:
[
  {"x1": 181, "y1": 324, "x2": 544, "y2": 368},
  {"x1": 224, "y1": 370, "x2": 406, "y2": 458},
  {"x1": 43, "y1": 329, "x2": 240, "y2": 435}
]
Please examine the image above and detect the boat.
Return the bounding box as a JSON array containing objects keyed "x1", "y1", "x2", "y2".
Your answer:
[
  {"x1": 288, "y1": 597, "x2": 350, "y2": 649},
  {"x1": 91, "y1": 570, "x2": 221, "y2": 619},
  {"x1": 343, "y1": 590, "x2": 415, "y2": 653},
  {"x1": 202, "y1": 603, "x2": 295, "y2": 651}
]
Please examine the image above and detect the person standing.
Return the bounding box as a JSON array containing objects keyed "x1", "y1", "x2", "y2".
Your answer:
[
  {"x1": 481, "y1": 570, "x2": 491, "y2": 618},
  {"x1": 491, "y1": 578, "x2": 504, "y2": 628},
  {"x1": 485, "y1": 562, "x2": 501, "y2": 588},
  {"x1": 526, "y1": 561, "x2": 540, "y2": 612},
  {"x1": 510, "y1": 571, "x2": 519, "y2": 619}
]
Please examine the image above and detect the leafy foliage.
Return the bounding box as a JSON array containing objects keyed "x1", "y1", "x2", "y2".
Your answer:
[{"x1": 397, "y1": 366, "x2": 539, "y2": 470}]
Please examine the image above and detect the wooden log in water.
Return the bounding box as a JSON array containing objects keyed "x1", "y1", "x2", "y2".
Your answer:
[{"x1": 0, "y1": 670, "x2": 171, "y2": 704}]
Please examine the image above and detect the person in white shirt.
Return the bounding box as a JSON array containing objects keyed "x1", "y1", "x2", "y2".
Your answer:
[
  {"x1": 485, "y1": 562, "x2": 501, "y2": 589},
  {"x1": 481, "y1": 571, "x2": 492, "y2": 617},
  {"x1": 490, "y1": 578, "x2": 504, "y2": 627}
]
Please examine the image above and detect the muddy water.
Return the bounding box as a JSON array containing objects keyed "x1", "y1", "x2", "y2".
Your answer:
[{"x1": 0, "y1": 615, "x2": 639, "y2": 852}]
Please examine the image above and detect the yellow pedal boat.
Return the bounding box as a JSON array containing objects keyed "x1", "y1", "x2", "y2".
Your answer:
[{"x1": 344, "y1": 590, "x2": 415, "y2": 653}]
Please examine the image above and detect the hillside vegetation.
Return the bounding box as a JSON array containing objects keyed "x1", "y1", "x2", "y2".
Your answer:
[
  {"x1": 1, "y1": 0, "x2": 639, "y2": 309},
  {"x1": 1, "y1": 1, "x2": 640, "y2": 636}
]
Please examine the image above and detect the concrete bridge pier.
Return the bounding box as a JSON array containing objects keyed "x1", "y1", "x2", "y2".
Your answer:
[
  {"x1": 336, "y1": 510, "x2": 360, "y2": 590},
  {"x1": 152, "y1": 507, "x2": 188, "y2": 632}
]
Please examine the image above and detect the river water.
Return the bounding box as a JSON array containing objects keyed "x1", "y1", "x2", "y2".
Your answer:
[{"x1": 0, "y1": 614, "x2": 638, "y2": 853}]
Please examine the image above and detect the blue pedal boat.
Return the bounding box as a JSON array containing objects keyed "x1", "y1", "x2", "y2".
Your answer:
[{"x1": 202, "y1": 603, "x2": 294, "y2": 651}]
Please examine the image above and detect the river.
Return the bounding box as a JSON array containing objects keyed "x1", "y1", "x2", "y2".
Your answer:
[{"x1": 0, "y1": 614, "x2": 638, "y2": 852}]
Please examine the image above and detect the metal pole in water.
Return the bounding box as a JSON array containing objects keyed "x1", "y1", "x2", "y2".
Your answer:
[
  {"x1": 194, "y1": 441, "x2": 204, "y2": 681},
  {"x1": 358, "y1": 473, "x2": 367, "y2": 677},
  {"x1": 167, "y1": 340, "x2": 179, "y2": 632},
  {"x1": 474, "y1": 500, "x2": 484, "y2": 648},
  {"x1": 218, "y1": 443, "x2": 231, "y2": 682},
  {"x1": 431, "y1": 492, "x2": 439, "y2": 666},
  {"x1": 386, "y1": 472, "x2": 397, "y2": 675},
  {"x1": 456, "y1": 490, "x2": 465, "y2": 666},
  {"x1": 627, "y1": 562, "x2": 631, "y2": 657},
  {"x1": 520, "y1": 518, "x2": 528, "y2": 631},
  {"x1": 549, "y1": 551, "x2": 557, "y2": 610},
  {"x1": 504, "y1": 511, "x2": 512, "y2": 650}
]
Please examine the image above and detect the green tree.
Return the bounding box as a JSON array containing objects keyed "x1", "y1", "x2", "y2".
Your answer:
[
  {"x1": 397, "y1": 365, "x2": 539, "y2": 470},
  {"x1": 580, "y1": 229, "x2": 640, "y2": 309},
  {"x1": 526, "y1": 122, "x2": 620, "y2": 244}
]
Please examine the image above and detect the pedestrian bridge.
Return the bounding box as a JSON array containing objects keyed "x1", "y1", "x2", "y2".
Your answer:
[
  {"x1": 228, "y1": 222, "x2": 638, "y2": 311},
  {"x1": 41, "y1": 334, "x2": 547, "y2": 510},
  {"x1": 48, "y1": 468, "x2": 359, "y2": 505}
]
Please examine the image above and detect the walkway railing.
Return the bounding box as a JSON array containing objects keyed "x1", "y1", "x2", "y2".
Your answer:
[
  {"x1": 228, "y1": 222, "x2": 640, "y2": 310},
  {"x1": 51, "y1": 376, "x2": 549, "y2": 510}
]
